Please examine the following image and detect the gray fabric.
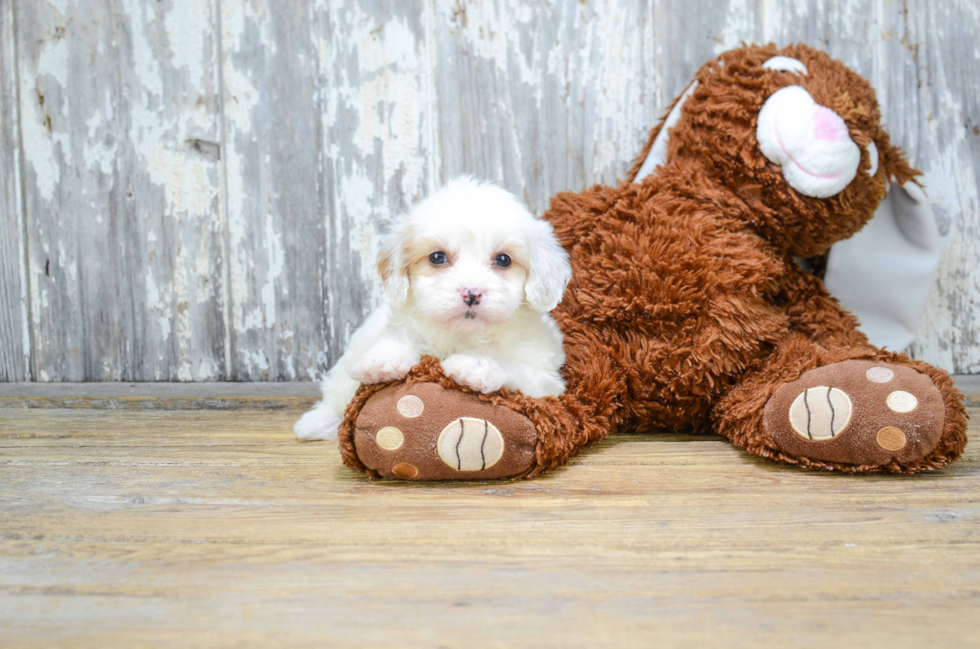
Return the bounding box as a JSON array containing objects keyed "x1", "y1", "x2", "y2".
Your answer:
[{"x1": 825, "y1": 181, "x2": 946, "y2": 351}]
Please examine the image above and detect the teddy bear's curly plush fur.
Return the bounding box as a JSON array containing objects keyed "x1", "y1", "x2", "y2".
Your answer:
[{"x1": 337, "y1": 44, "x2": 968, "y2": 481}]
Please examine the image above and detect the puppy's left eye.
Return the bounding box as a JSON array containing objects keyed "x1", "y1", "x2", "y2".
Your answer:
[
  {"x1": 429, "y1": 251, "x2": 448, "y2": 265},
  {"x1": 493, "y1": 253, "x2": 512, "y2": 268}
]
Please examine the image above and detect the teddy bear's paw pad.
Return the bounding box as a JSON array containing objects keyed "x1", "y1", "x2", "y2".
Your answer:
[
  {"x1": 763, "y1": 360, "x2": 945, "y2": 466},
  {"x1": 353, "y1": 382, "x2": 537, "y2": 480}
]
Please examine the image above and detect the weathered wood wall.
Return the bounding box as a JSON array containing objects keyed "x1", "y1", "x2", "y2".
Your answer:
[{"x1": 1, "y1": 0, "x2": 977, "y2": 381}]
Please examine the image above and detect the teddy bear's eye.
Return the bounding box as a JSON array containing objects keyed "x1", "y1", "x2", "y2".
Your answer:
[
  {"x1": 762, "y1": 56, "x2": 808, "y2": 76},
  {"x1": 866, "y1": 141, "x2": 879, "y2": 176}
]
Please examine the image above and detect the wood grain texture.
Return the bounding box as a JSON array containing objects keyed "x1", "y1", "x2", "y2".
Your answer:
[
  {"x1": 1, "y1": 375, "x2": 976, "y2": 409},
  {"x1": 0, "y1": 0, "x2": 30, "y2": 381},
  {"x1": 219, "y1": 0, "x2": 322, "y2": 380},
  {"x1": 0, "y1": 404, "x2": 977, "y2": 647},
  {"x1": 1, "y1": 0, "x2": 978, "y2": 380},
  {"x1": 15, "y1": 0, "x2": 227, "y2": 381},
  {"x1": 432, "y1": 0, "x2": 658, "y2": 208},
  {"x1": 0, "y1": 380, "x2": 319, "y2": 410},
  {"x1": 893, "y1": 0, "x2": 980, "y2": 374}
]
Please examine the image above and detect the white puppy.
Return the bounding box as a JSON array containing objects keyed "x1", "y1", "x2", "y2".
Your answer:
[{"x1": 294, "y1": 176, "x2": 572, "y2": 441}]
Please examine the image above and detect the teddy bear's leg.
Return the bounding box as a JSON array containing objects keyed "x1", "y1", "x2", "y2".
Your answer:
[
  {"x1": 336, "y1": 355, "x2": 618, "y2": 481},
  {"x1": 713, "y1": 334, "x2": 968, "y2": 473}
]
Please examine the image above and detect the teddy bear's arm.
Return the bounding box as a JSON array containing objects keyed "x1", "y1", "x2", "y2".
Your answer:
[{"x1": 781, "y1": 266, "x2": 870, "y2": 350}]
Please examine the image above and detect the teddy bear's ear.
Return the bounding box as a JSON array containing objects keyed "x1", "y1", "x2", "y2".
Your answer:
[
  {"x1": 824, "y1": 179, "x2": 949, "y2": 350},
  {"x1": 631, "y1": 80, "x2": 699, "y2": 183},
  {"x1": 879, "y1": 138, "x2": 920, "y2": 186}
]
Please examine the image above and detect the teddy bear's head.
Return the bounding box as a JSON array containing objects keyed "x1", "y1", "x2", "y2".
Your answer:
[{"x1": 635, "y1": 44, "x2": 919, "y2": 258}]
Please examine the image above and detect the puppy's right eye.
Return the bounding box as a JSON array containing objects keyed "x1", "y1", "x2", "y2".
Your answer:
[{"x1": 429, "y1": 251, "x2": 448, "y2": 266}]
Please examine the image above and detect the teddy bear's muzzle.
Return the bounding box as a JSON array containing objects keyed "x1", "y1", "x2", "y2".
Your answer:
[{"x1": 756, "y1": 85, "x2": 865, "y2": 198}]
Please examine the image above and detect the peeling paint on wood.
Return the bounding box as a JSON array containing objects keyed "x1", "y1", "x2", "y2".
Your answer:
[
  {"x1": 892, "y1": 0, "x2": 980, "y2": 374},
  {"x1": 0, "y1": 1, "x2": 31, "y2": 381},
  {"x1": 219, "y1": 0, "x2": 321, "y2": 381},
  {"x1": 14, "y1": 0, "x2": 227, "y2": 381},
  {"x1": 1, "y1": 0, "x2": 978, "y2": 380}
]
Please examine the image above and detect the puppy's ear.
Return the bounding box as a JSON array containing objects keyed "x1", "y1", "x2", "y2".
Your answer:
[
  {"x1": 376, "y1": 226, "x2": 410, "y2": 307},
  {"x1": 524, "y1": 219, "x2": 572, "y2": 313}
]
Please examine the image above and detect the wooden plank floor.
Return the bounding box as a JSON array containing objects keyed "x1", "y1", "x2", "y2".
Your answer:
[{"x1": 1, "y1": 393, "x2": 978, "y2": 647}]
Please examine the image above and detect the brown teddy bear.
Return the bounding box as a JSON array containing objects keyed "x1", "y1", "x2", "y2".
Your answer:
[{"x1": 338, "y1": 44, "x2": 968, "y2": 481}]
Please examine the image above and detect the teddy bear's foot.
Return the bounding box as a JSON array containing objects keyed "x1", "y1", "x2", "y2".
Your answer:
[
  {"x1": 348, "y1": 381, "x2": 539, "y2": 480},
  {"x1": 763, "y1": 359, "x2": 949, "y2": 469}
]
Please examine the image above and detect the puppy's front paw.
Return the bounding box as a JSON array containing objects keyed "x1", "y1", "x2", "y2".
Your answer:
[
  {"x1": 441, "y1": 355, "x2": 506, "y2": 394},
  {"x1": 350, "y1": 340, "x2": 420, "y2": 384}
]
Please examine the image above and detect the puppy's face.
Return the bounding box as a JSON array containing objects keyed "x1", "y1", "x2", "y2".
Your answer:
[
  {"x1": 378, "y1": 177, "x2": 571, "y2": 333},
  {"x1": 407, "y1": 233, "x2": 528, "y2": 332}
]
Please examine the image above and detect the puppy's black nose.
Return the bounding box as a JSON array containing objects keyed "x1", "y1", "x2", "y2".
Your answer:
[{"x1": 462, "y1": 290, "x2": 482, "y2": 307}]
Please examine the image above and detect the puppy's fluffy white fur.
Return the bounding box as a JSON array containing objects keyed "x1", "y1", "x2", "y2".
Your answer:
[{"x1": 294, "y1": 176, "x2": 572, "y2": 441}]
